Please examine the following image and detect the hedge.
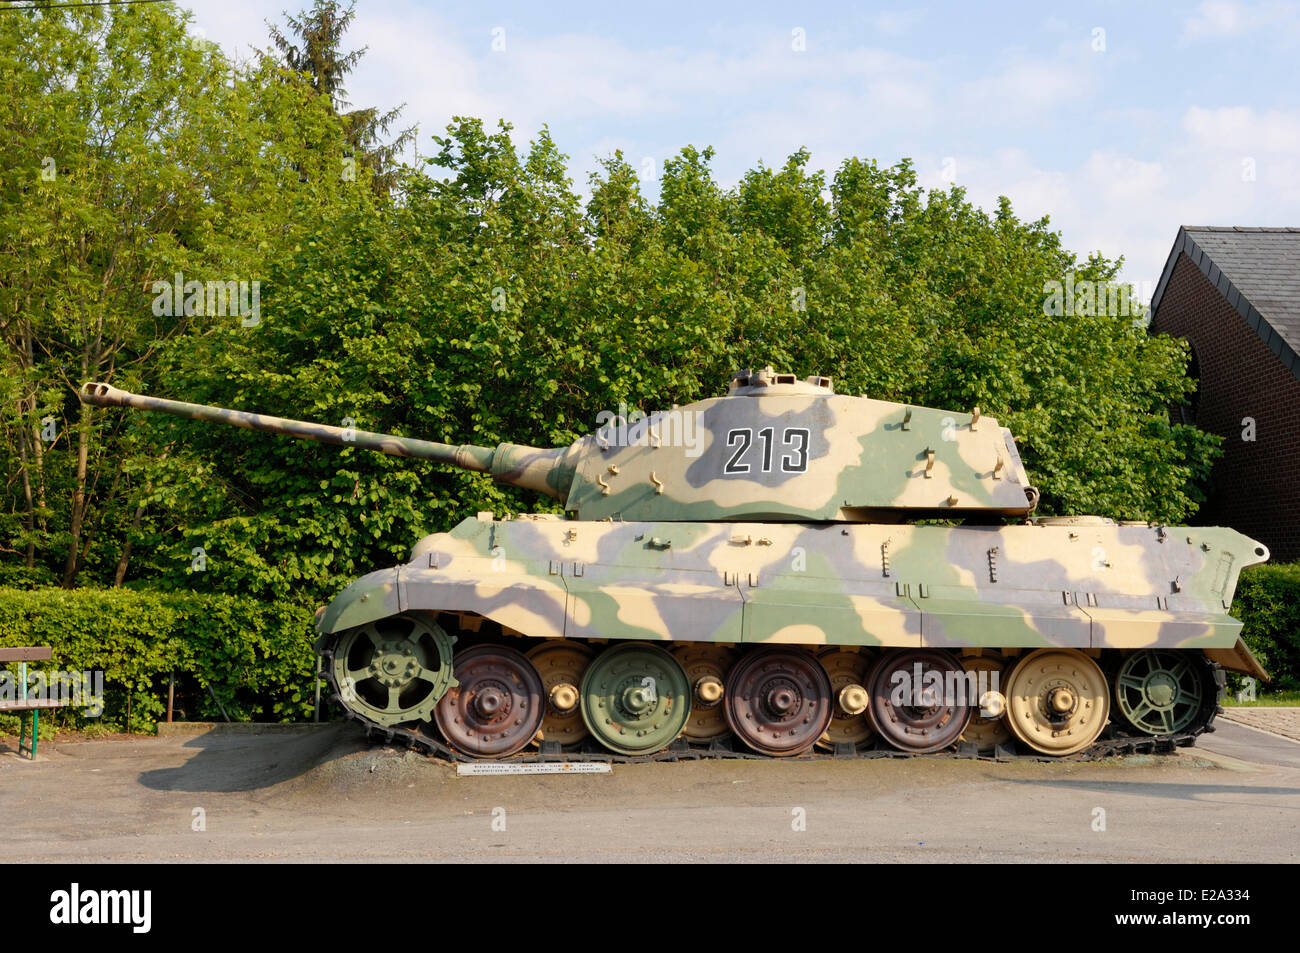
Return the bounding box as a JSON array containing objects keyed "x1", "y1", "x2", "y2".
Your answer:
[
  {"x1": 1230, "y1": 563, "x2": 1300, "y2": 692},
  {"x1": 0, "y1": 588, "x2": 318, "y2": 734}
]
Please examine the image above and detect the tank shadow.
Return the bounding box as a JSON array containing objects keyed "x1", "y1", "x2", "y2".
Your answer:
[
  {"x1": 137, "y1": 721, "x2": 373, "y2": 793},
  {"x1": 994, "y1": 775, "x2": 1300, "y2": 801}
]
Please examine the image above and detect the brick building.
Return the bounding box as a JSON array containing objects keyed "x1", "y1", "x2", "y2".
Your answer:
[{"x1": 1149, "y1": 226, "x2": 1300, "y2": 561}]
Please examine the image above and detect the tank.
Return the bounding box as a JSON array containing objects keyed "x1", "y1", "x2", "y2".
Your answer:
[{"x1": 80, "y1": 371, "x2": 1270, "y2": 760}]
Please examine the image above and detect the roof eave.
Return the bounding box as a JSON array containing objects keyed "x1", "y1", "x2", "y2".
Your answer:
[{"x1": 1148, "y1": 226, "x2": 1300, "y2": 382}]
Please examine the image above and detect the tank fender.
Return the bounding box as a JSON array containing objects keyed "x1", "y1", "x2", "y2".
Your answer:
[
  {"x1": 314, "y1": 568, "x2": 403, "y2": 647},
  {"x1": 396, "y1": 563, "x2": 570, "y2": 642},
  {"x1": 1204, "y1": 637, "x2": 1269, "y2": 681},
  {"x1": 314, "y1": 563, "x2": 571, "y2": 649}
]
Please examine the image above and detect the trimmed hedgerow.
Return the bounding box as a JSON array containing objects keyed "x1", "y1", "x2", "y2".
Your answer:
[
  {"x1": 1230, "y1": 563, "x2": 1300, "y2": 692},
  {"x1": 0, "y1": 588, "x2": 317, "y2": 734}
]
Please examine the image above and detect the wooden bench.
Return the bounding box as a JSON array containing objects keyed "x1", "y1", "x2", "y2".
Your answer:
[{"x1": 0, "y1": 647, "x2": 66, "y2": 759}]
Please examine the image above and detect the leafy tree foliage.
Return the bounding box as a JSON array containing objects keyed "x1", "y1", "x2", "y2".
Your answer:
[
  {"x1": 0, "y1": 13, "x2": 1219, "y2": 610},
  {"x1": 0, "y1": 2, "x2": 365, "y2": 588}
]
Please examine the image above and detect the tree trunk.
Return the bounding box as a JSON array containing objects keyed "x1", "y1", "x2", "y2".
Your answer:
[
  {"x1": 15, "y1": 415, "x2": 35, "y2": 567},
  {"x1": 113, "y1": 500, "x2": 147, "y2": 587},
  {"x1": 61, "y1": 389, "x2": 90, "y2": 588},
  {"x1": 78, "y1": 455, "x2": 123, "y2": 572}
]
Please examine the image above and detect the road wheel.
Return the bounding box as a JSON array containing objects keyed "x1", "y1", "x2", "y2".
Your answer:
[
  {"x1": 581, "y1": 643, "x2": 691, "y2": 755},
  {"x1": 1005, "y1": 648, "x2": 1109, "y2": 756},
  {"x1": 725, "y1": 647, "x2": 833, "y2": 757},
  {"x1": 867, "y1": 649, "x2": 971, "y2": 753}
]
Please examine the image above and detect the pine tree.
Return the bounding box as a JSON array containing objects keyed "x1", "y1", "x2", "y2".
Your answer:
[{"x1": 268, "y1": 0, "x2": 415, "y2": 195}]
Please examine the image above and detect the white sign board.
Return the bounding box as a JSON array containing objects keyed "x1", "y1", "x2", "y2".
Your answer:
[{"x1": 455, "y1": 761, "x2": 612, "y2": 776}]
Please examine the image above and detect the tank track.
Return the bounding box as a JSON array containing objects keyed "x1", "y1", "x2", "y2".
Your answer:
[{"x1": 320, "y1": 643, "x2": 1226, "y2": 765}]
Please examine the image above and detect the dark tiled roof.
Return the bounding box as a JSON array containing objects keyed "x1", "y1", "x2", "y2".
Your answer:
[{"x1": 1150, "y1": 226, "x2": 1300, "y2": 379}]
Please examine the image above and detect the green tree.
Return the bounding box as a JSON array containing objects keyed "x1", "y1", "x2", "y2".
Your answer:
[
  {"x1": 0, "y1": 1, "x2": 363, "y2": 588},
  {"x1": 269, "y1": 0, "x2": 416, "y2": 195},
  {"x1": 1, "y1": 23, "x2": 1219, "y2": 604},
  {"x1": 139, "y1": 120, "x2": 1218, "y2": 612}
]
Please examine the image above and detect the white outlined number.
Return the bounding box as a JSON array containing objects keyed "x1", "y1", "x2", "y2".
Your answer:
[
  {"x1": 724, "y1": 427, "x2": 809, "y2": 474},
  {"x1": 725, "y1": 428, "x2": 753, "y2": 473}
]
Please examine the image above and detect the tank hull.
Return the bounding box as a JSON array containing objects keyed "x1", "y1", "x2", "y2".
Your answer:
[
  {"x1": 320, "y1": 515, "x2": 1265, "y2": 658},
  {"x1": 315, "y1": 514, "x2": 1267, "y2": 760}
]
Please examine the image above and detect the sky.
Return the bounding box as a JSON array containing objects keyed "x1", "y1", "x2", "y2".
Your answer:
[{"x1": 182, "y1": 0, "x2": 1300, "y2": 301}]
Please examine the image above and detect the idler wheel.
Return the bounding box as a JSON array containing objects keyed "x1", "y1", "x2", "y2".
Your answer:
[
  {"x1": 525, "y1": 640, "x2": 595, "y2": 747},
  {"x1": 581, "y1": 643, "x2": 691, "y2": 755},
  {"x1": 672, "y1": 643, "x2": 737, "y2": 742},
  {"x1": 725, "y1": 647, "x2": 833, "y2": 757},
  {"x1": 957, "y1": 653, "x2": 1012, "y2": 752},
  {"x1": 815, "y1": 648, "x2": 876, "y2": 749},
  {"x1": 867, "y1": 649, "x2": 972, "y2": 753},
  {"x1": 1114, "y1": 650, "x2": 1206, "y2": 736},
  {"x1": 331, "y1": 615, "x2": 456, "y2": 727},
  {"x1": 1005, "y1": 648, "x2": 1109, "y2": 755},
  {"x1": 434, "y1": 645, "x2": 545, "y2": 758}
]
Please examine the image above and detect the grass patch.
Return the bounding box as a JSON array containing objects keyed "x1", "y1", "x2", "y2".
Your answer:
[{"x1": 1222, "y1": 690, "x2": 1300, "y2": 707}]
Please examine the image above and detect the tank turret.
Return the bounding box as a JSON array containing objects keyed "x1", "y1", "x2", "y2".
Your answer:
[
  {"x1": 565, "y1": 366, "x2": 1037, "y2": 522},
  {"x1": 82, "y1": 368, "x2": 1038, "y2": 523}
]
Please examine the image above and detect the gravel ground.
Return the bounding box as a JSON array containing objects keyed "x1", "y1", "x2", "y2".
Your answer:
[{"x1": 2, "y1": 720, "x2": 1297, "y2": 863}]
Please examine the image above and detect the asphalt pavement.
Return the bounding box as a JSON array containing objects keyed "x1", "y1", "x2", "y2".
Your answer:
[{"x1": 3, "y1": 718, "x2": 1297, "y2": 863}]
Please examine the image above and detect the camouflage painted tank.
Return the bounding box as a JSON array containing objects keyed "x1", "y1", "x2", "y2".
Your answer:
[{"x1": 81, "y1": 370, "x2": 1269, "y2": 760}]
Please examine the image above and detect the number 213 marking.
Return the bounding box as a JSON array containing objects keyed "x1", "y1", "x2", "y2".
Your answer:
[{"x1": 724, "y1": 427, "x2": 810, "y2": 473}]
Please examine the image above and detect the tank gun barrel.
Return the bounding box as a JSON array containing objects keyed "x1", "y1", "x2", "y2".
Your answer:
[{"x1": 79, "y1": 382, "x2": 573, "y2": 499}]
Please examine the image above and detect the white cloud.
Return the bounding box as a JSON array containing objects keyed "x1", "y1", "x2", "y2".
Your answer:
[
  {"x1": 959, "y1": 53, "x2": 1095, "y2": 118},
  {"x1": 939, "y1": 105, "x2": 1300, "y2": 301},
  {"x1": 341, "y1": 14, "x2": 942, "y2": 177},
  {"x1": 866, "y1": 11, "x2": 921, "y2": 36},
  {"x1": 1181, "y1": 1, "x2": 1298, "y2": 41},
  {"x1": 1183, "y1": 105, "x2": 1300, "y2": 152},
  {"x1": 1186, "y1": 1, "x2": 1252, "y2": 37},
  {"x1": 1083, "y1": 152, "x2": 1170, "y2": 205}
]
